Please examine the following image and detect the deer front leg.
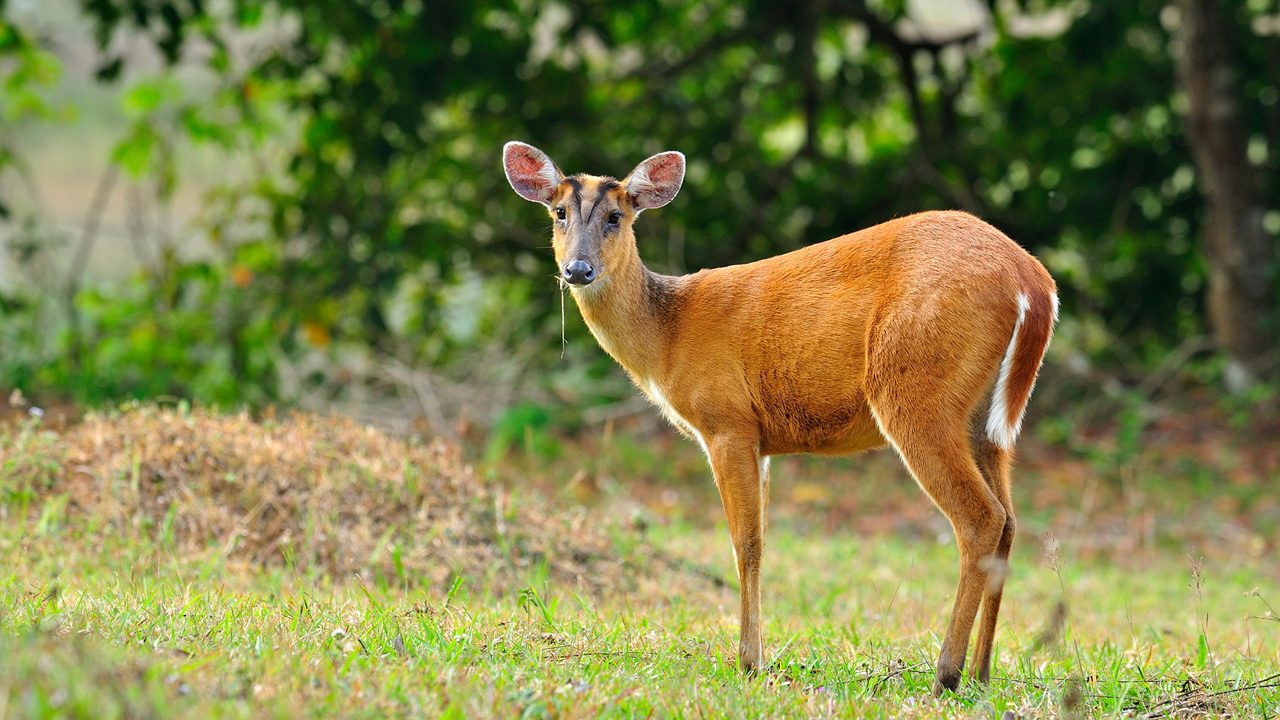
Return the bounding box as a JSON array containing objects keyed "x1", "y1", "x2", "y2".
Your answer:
[{"x1": 708, "y1": 437, "x2": 768, "y2": 673}]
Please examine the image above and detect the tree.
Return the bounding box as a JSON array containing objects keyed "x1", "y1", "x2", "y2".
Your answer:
[
  {"x1": 1176, "y1": 0, "x2": 1276, "y2": 387},
  {"x1": 3, "y1": 0, "x2": 1278, "y2": 408}
]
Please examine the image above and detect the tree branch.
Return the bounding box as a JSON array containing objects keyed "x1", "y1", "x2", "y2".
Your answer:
[
  {"x1": 829, "y1": 0, "x2": 988, "y2": 213},
  {"x1": 64, "y1": 164, "x2": 119, "y2": 373},
  {"x1": 632, "y1": 22, "x2": 773, "y2": 82}
]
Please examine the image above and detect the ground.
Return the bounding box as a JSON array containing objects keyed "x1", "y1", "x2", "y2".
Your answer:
[{"x1": 0, "y1": 405, "x2": 1277, "y2": 718}]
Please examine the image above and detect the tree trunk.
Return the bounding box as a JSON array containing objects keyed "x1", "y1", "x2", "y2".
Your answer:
[{"x1": 1176, "y1": 0, "x2": 1276, "y2": 387}]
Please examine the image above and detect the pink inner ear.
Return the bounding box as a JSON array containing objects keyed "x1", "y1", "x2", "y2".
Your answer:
[
  {"x1": 646, "y1": 154, "x2": 681, "y2": 183},
  {"x1": 506, "y1": 147, "x2": 547, "y2": 183},
  {"x1": 507, "y1": 151, "x2": 544, "y2": 178},
  {"x1": 505, "y1": 146, "x2": 553, "y2": 199}
]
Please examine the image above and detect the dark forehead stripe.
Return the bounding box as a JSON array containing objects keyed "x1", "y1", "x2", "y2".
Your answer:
[
  {"x1": 556, "y1": 175, "x2": 622, "y2": 219},
  {"x1": 561, "y1": 176, "x2": 583, "y2": 207},
  {"x1": 586, "y1": 178, "x2": 621, "y2": 221}
]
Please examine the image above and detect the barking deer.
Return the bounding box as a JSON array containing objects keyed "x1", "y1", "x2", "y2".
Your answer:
[{"x1": 502, "y1": 141, "x2": 1057, "y2": 694}]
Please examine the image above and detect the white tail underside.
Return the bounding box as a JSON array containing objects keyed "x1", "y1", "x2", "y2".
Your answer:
[{"x1": 985, "y1": 292, "x2": 1030, "y2": 450}]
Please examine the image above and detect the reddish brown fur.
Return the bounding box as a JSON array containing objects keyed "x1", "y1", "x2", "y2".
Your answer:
[
  {"x1": 508, "y1": 149, "x2": 1057, "y2": 696},
  {"x1": 1004, "y1": 279, "x2": 1055, "y2": 430}
]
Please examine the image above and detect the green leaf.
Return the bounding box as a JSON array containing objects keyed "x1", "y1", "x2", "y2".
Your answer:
[
  {"x1": 121, "y1": 78, "x2": 181, "y2": 116},
  {"x1": 111, "y1": 125, "x2": 159, "y2": 177}
]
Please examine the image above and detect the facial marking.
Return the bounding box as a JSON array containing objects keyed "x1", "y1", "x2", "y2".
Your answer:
[
  {"x1": 555, "y1": 176, "x2": 623, "y2": 228},
  {"x1": 562, "y1": 177, "x2": 583, "y2": 215},
  {"x1": 552, "y1": 176, "x2": 629, "y2": 282},
  {"x1": 586, "y1": 180, "x2": 620, "y2": 223}
]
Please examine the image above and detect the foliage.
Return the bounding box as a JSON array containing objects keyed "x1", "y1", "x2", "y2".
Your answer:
[
  {"x1": 1, "y1": 0, "x2": 1279, "y2": 409},
  {"x1": 0, "y1": 259, "x2": 278, "y2": 405},
  {"x1": 0, "y1": 9, "x2": 62, "y2": 221},
  {"x1": 73, "y1": 0, "x2": 1280, "y2": 345}
]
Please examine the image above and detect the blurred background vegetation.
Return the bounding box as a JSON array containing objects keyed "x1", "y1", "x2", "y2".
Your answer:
[{"x1": 1, "y1": 0, "x2": 1277, "y2": 449}]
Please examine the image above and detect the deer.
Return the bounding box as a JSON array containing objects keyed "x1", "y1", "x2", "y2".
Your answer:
[{"x1": 502, "y1": 141, "x2": 1057, "y2": 695}]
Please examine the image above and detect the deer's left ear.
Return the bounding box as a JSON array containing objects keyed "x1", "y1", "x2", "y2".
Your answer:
[
  {"x1": 624, "y1": 151, "x2": 685, "y2": 212},
  {"x1": 503, "y1": 141, "x2": 563, "y2": 206}
]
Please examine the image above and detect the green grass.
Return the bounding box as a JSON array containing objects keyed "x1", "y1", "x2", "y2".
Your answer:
[
  {"x1": 2, "y1": 515, "x2": 1277, "y2": 718},
  {"x1": 1, "y1": 408, "x2": 1277, "y2": 718}
]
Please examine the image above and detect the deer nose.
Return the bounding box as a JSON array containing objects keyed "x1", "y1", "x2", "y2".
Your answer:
[{"x1": 563, "y1": 260, "x2": 596, "y2": 286}]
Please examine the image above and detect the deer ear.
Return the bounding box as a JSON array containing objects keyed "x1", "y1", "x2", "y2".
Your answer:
[
  {"x1": 624, "y1": 151, "x2": 685, "y2": 212},
  {"x1": 503, "y1": 141, "x2": 563, "y2": 206}
]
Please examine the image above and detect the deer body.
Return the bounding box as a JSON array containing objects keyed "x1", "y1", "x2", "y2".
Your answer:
[{"x1": 503, "y1": 142, "x2": 1057, "y2": 695}]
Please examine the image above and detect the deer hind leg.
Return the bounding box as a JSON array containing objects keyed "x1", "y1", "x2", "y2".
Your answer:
[
  {"x1": 869, "y1": 398, "x2": 1006, "y2": 696},
  {"x1": 707, "y1": 435, "x2": 768, "y2": 673},
  {"x1": 970, "y1": 431, "x2": 1016, "y2": 685}
]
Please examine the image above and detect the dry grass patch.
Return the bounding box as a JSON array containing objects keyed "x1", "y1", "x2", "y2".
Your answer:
[{"x1": 0, "y1": 405, "x2": 632, "y2": 595}]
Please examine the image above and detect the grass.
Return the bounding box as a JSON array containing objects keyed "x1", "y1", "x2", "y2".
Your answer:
[{"x1": 1, "y1": 406, "x2": 1278, "y2": 718}]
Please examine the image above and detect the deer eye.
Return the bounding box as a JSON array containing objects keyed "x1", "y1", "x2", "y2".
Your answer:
[
  {"x1": 555, "y1": 206, "x2": 566, "y2": 220},
  {"x1": 607, "y1": 210, "x2": 621, "y2": 225}
]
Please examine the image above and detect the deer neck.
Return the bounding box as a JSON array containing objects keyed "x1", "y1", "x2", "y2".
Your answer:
[{"x1": 571, "y1": 247, "x2": 672, "y2": 384}]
